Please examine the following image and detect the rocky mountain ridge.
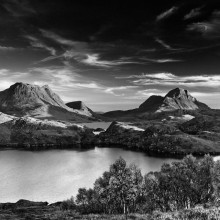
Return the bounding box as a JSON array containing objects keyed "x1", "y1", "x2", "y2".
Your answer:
[
  {"x1": 103, "y1": 87, "x2": 210, "y2": 118},
  {"x1": 0, "y1": 82, "x2": 95, "y2": 121}
]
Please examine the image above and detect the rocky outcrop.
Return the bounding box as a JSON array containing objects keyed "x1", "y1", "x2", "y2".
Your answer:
[
  {"x1": 179, "y1": 115, "x2": 220, "y2": 135},
  {"x1": 157, "y1": 88, "x2": 203, "y2": 112},
  {"x1": 0, "y1": 116, "x2": 96, "y2": 150},
  {"x1": 103, "y1": 88, "x2": 210, "y2": 119},
  {"x1": 139, "y1": 95, "x2": 164, "y2": 112},
  {"x1": 0, "y1": 82, "x2": 95, "y2": 122},
  {"x1": 98, "y1": 119, "x2": 220, "y2": 157},
  {"x1": 66, "y1": 101, "x2": 95, "y2": 117},
  {"x1": 0, "y1": 199, "x2": 48, "y2": 210}
]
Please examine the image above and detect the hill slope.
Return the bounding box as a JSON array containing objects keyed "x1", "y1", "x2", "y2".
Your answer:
[
  {"x1": 0, "y1": 83, "x2": 95, "y2": 122},
  {"x1": 66, "y1": 101, "x2": 95, "y2": 117},
  {"x1": 103, "y1": 88, "x2": 210, "y2": 119}
]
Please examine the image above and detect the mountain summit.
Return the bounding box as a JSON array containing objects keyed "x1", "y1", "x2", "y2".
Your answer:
[
  {"x1": 103, "y1": 87, "x2": 210, "y2": 118},
  {"x1": 0, "y1": 82, "x2": 94, "y2": 121},
  {"x1": 139, "y1": 88, "x2": 209, "y2": 112}
]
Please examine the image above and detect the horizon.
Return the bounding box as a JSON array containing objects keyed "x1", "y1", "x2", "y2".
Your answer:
[
  {"x1": 0, "y1": 0, "x2": 220, "y2": 111},
  {"x1": 1, "y1": 81, "x2": 218, "y2": 112}
]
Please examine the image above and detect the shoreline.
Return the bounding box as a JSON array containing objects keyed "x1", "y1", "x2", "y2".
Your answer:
[{"x1": 0, "y1": 143, "x2": 220, "y2": 159}]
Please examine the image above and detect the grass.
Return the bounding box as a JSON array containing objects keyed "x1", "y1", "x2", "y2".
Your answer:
[{"x1": 1, "y1": 206, "x2": 220, "y2": 220}]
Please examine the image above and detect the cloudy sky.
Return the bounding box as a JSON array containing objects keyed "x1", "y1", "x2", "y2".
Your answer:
[{"x1": 0, "y1": 0, "x2": 220, "y2": 111}]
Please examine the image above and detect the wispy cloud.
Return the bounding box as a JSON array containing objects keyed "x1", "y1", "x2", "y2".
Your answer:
[
  {"x1": 28, "y1": 66, "x2": 103, "y2": 91},
  {"x1": 156, "y1": 6, "x2": 178, "y2": 21},
  {"x1": 116, "y1": 72, "x2": 175, "y2": 80},
  {"x1": 135, "y1": 89, "x2": 166, "y2": 98},
  {"x1": 0, "y1": 46, "x2": 17, "y2": 51},
  {"x1": 40, "y1": 29, "x2": 80, "y2": 47},
  {"x1": 184, "y1": 6, "x2": 203, "y2": 20},
  {"x1": 104, "y1": 86, "x2": 138, "y2": 96},
  {"x1": 129, "y1": 72, "x2": 220, "y2": 89},
  {"x1": 38, "y1": 29, "x2": 149, "y2": 68},
  {"x1": 2, "y1": 0, "x2": 36, "y2": 17},
  {"x1": 80, "y1": 54, "x2": 142, "y2": 67},
  {"x1": 0, "y1": 67, "x2": 140, "y2": 101},
  {"x1": 25, "y1": 35, "x2": 56, "y2": 56},
  {"x1": 140, "y1": 57, "x2": 182, "y2": 63},
  {"x1": 155, "y1": 38, "x2": 180, "y2": 51},
  {"x1": 187, "y1": 11, "x2": 220, "y2": 38}
]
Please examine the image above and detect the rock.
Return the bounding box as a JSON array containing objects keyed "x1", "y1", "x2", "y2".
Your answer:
[
  {"x1": 94, "y1": 128, "x2": 105, "y2": 132},
  {"x1": 0, "y1": 82, "x2": 95, "y2": 121},
  {"x1": 139, "y1": 95, "x2": 164, "y2": 112},
  {"x1": 15, "y1": 199, "x2": 48, "y2": 207},
  {"x1": 66, "y1": 101, "x2": 95, "y2": 117},
  {"x1": 106, "y1": 121, "x2": 144, "y2": 133},
  {"x1": 103, "y1": 87, "x2": 210, "y2": 118}
]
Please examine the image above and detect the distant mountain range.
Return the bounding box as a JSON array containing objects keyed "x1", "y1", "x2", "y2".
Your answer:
[
  {"x1": 0, "y1": 82, "x2": 219, "y2": 156},
  {"x1": 0, "y1": 83, "x2": 211, "y2": 121},
  {"x1": 103, "y1": 88, "x2": 210, "y2": 118}
]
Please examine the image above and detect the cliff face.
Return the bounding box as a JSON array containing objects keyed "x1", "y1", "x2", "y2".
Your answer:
[
  {"x1": 0, "y1": 83, "x2": 94, "y2": 121},
  {"x1": 103, "y1": 87, "x2": 210, "y2": 119},
  {"x1": 66, "y1": 101, "x2": 95, "y2": 117},
  {"x1": 139, "y1": 88, "x2": 210, "y2": 113},
  {"x1": 138, "y1": 95, "x2": 164, "y2": 112},
  {"x1": 158, "y1": 88, "x2": 200, "y2": 112},
  {"x1": 0, "y1": 83, "x2": 69, "y2": 111}
]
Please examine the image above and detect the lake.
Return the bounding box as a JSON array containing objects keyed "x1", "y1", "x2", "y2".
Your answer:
[
  {"x1": 0, "y1": 148, "x2": 178, "y2": 203},
  {"x1": 81, "y1": 122, "x2": 112, "y2": 130}
]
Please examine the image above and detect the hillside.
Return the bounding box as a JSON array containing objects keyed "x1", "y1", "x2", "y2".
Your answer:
[
  {"x1": 0, "y1": 83, "x2": 95, "y2": 122},
  {"x1": 97, "y1": 112, "x2": 220, "y2": 157},
  {"x1": 0, "y1": 116, "x2": 96, "y2": 150},
  {"x1": 103, "y1": 88, "x2": 210, "y2": 119},
  {"x1": 66, "y1": 101, "x2": 95, "y2": 117},
  {"x1": 0, "y1": 156, "x2": 219, "y2": 220}
]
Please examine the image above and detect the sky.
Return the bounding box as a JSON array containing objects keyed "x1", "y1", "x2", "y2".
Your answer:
[{"x1": 0, "y1": 0, "x2": 220, "y2": 111}]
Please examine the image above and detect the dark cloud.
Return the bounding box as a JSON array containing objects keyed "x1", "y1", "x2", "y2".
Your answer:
[
  {"x1": 187, "y1": 10, "x2": 220, "y2": 38},
  {"x1": 184, "y1": 6, "x2": 204, "y2": 20},
  {"x1": 2, "y1": 0, "x2": 36, "y2": 17}
]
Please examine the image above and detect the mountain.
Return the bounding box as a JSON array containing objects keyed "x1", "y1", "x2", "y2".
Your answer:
[
  {"x1": 139, "y1": 95, "x2": 164, "y2": 112},
  {"x1": 103, "y1": 88, "x2": 210, "y2": 118},
  {"x1": 140, "y1": 88, "x2": 210, "y2": 112},
  {"x1": 0, "y1": 82, "x2": 94, "y2": 122},
  {"x1": 66, "y1": 101, "x2": 95, "y2": 117}
]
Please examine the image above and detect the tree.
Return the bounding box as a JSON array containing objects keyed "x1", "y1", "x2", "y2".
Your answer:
[
  {"x1": 94, "y1": 171, "x2": 112, "y2": 214},
  {"x1": 108, "y1": 157, "x2": 144, "y2": 218},
  {"x1": 212, "y1": 160, "x2": 220, "y2": 202}
]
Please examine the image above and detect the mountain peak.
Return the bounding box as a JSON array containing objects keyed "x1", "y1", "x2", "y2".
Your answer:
[
  {"x1": 0, "y1": 82, "x2": 94, "y2": 120},
  {"x1": 41, "y1": 84, "x2": 51, "y2": 90},
  {"x1": 9, "y1": 82, "x2": 30, "y2": 89},
  {"x1": 165, "y1": 87, "x2": 191, "y2": 99},
  {"x1": 138, "y1": 87, "x2": 210, "y2": 113}
]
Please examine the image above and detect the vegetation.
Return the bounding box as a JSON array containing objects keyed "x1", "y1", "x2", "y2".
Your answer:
[
  {"x1": 72, "y1": 155, "x2": 220, "y2": 216},
  {"x1": 1, "y1": 155, "x2": 220, "y2": 219},
  {"x1": 98, "y1": 113, "x2": 220, "y2": 157}
]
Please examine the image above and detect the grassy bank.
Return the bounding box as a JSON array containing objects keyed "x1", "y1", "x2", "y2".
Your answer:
[{"x1": 1, "y1": 206, "x2": 220, "y2": 220}]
